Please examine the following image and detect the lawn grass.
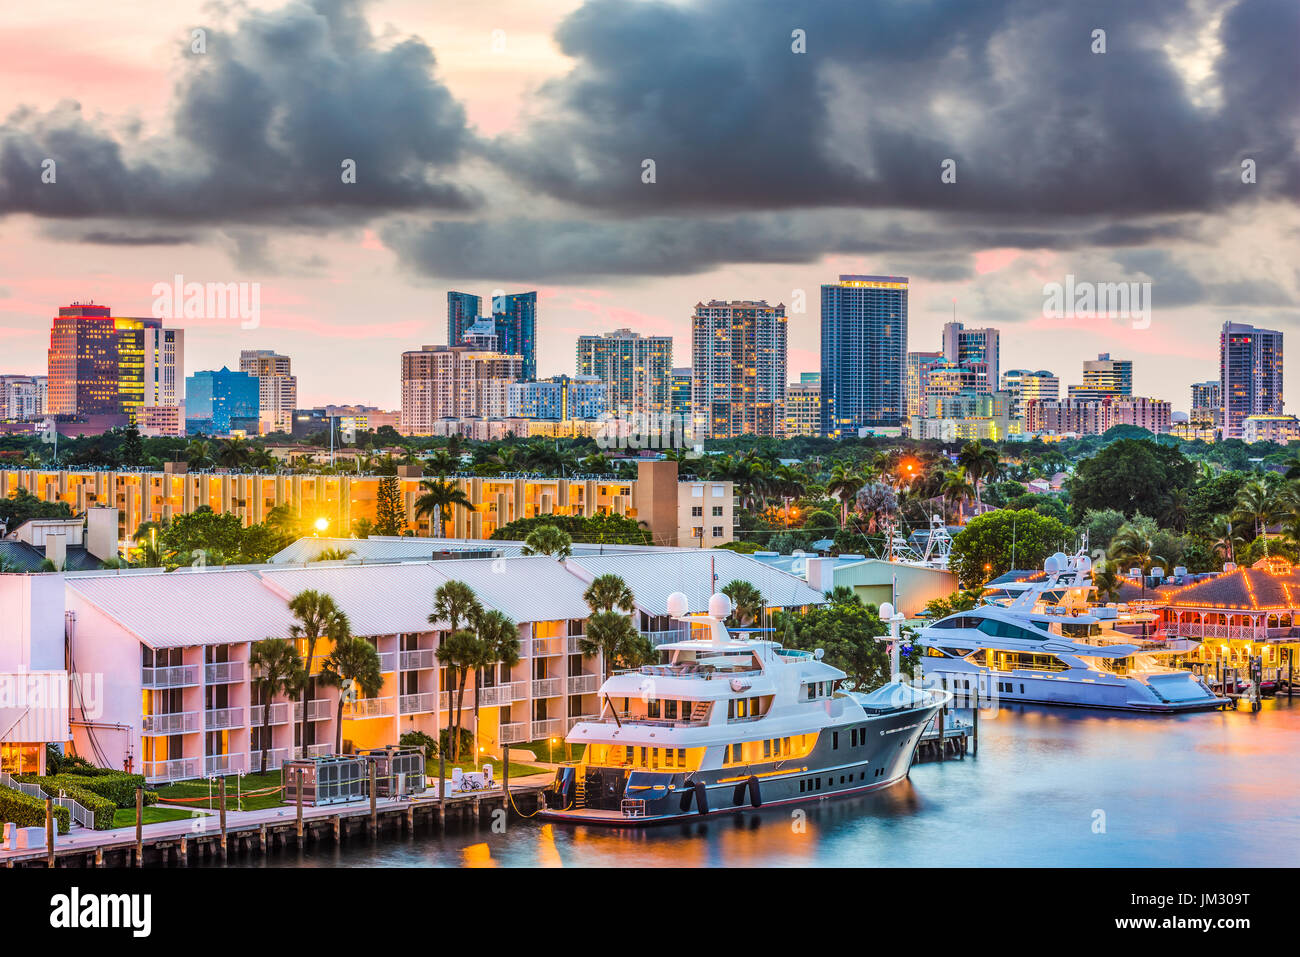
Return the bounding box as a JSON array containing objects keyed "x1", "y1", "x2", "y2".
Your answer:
[
  {"x1": 427, "y1": 759, "x2": 552, "y2": 780},
  {"x1": 153, "y1": 771, "x2": 286, "y2": 812},
  {"x1": 516, "y1": 738, "x2": 586, "y2": 763},
  {"x1": 111, "y1": 806, "x2": 200, "y2": 828}
]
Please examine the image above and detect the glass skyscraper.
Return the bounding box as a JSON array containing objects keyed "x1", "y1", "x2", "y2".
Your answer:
[
  {"x1": 820, "y1": 275, "x2": 908, "y2": 437},
  {"x1": 447, "y1": 289, "x2": 537, "y2": 381},
  {"x1": 1220, "y1": 321, "x2": 1283, "y2": 439},
  {"x1": 447, "y1": 292, "x2": 481, "y2": 350},
  {"x1": 185, "y1": 367, "x2": 260, "y2": 435}
]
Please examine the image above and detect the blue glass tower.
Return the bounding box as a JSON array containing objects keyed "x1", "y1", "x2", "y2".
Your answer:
[
  {"x1": 820, "y1": 275, "x2": 908, "y2": 437},
  {"x1": 447, "y1": 291, "x2": 481, "y2": 349},
  {"x1": 493, "y1": 291, "x2": 537, "y2": 381},
  {"x1": 185, "y1": 367, "x2": 259, "y2": 435}
]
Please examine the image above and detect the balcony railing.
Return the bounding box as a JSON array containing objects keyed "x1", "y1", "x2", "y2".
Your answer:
[
  {"x1": 377, "y1": 652, "x2": 397, "y2": 673},
  {"x1": 477, "y1": 681, "x2": 528, "y2": 707},
  {"x1": 248, "y1": 747, "x2": 291, "y2": 772},
  {"x1": 141, "y1": 664, "x2": 200, "y2": 689},
  {"x1": 204, "y1": 752, "x2": 248, "y2": 776},
  {"x1": 567, "y1": 635, "x2": 588, "y2": 655},
  {"x1": 249, "y1": 702, "x2": 293, "y2": 726},
  {"x1": 343, "y1": 697, "x2": 393, "y2": 719},
  {"x1": 142, "y1": 711, "x2": 200, "y2": 735},
  {"x1": 528, "y1": 637, "x2": 565, "y2": 657},
  {"x1": 143, "y1": 757, "x2": 203, "y2": 783},
  {"x1": 566, "y1": 713, "x2": 600, "y2": 730},
  {"x1": 399, "y1": 692, "x2": 436, "y2": 714},
  {"x1": 293, "y1": 699, "x2": 333, "y2": 722},
  {"x1": 567, "y1": 674, "x2": 600, "y2": 695},
  {"x1": 399, "y1": 649, "x2": 436, "y2": 670},
  {"x1": 204, "y1": 661, "x2": 245, "y2": 684},
  {"x1": 205, "y1": 706, "x2": 245, "y2": 730},
  {"x1": 531, "y1": 717, "x2": 566, "y2": 739},
  {"x1": 531, "y1": 677, "x2": 565, "y2": 698},
  {"x1": 292, "y1": 744, "x2": 332, "y2": 760},
  {"x1": 499, "y1": 722, "x2": 530, "y2": 744}
]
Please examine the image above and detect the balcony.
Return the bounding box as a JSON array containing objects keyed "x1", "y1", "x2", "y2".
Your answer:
[
  {"x1": 400, "y1": 648, "x2": 436, "y2": 670},
  {"x1": 567, "y1": 635, "x2": 590, "y2": 655},
  {"x1": 204, "y1": 660, "x2": 245, "y2": 684},
  {"x1": 143, "y1": 757, "x2": 203, "y2": 783},
  {"x1": 205, "y1": 706, "x2": 245, "y2": 730},
  {"x1": 292, "y1": 744, "x2": 332, "y2": 760},
  {"x1": 293, "y1": 699, "x2": 333, "y2": 722},
  {"x1": 499, "y1": 722, "x2": 530, "y2": 745},
  {"x1": 248, "y1": 747, "x2": 291, "y2": 772},
  {"x1": 399, "y1": 692, "x2": 436, "y2": 714},
  {"x1": 566, "y1": 713, "x2": 600, "y2": 730},
  {"x1": 531, "y1": 717, "x2": 566, "y2": 739},
  {"x1": 249, "y1": 702, "x2": 293, "y2": 726},
  {"x1": 377, "y1": 652, "x2": 397, "y2": 673},
  {"x1": 531, "y1": 677, "x2": 565, "y2": 698},
  {"x1": 477, "y1": 681, "x2": 528, "y2": 707},
  {"x1": 343, "y1": 697, "x2": 393, "y2": 719},
  {"x1": 204, "y1": 752, "x2": 248, "y2": 776},
  {"x1": 141, "y1": 664, "x2": 200, "y2": 689},
  {"x1": 567, "y1": 674, "x2": 600, "y2": 695},
  {"x1": 529, "y1": 637, "x2": 565, "y2": 657},
  {"x1": 142, "y1": 711, "x2": 200, "y2": 735}
]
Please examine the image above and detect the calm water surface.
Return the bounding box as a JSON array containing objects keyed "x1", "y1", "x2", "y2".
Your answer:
[{"x1": 235, "y1": 697, "x2": 1300, "y2": 867}]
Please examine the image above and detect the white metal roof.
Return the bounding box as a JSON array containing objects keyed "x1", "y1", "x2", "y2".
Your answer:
[{"x1": 565, "y1": 551, "x2": 825, "y2": 615}]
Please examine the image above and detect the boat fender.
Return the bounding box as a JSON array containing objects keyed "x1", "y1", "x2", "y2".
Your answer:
[
  {"x1": 679, "y1": 786, "x2": 695, "y2": 813},
  {"x1": 732, "y1": 781, "x2": 748, "y2": 806},
  {"x1": 747, "y1": 775, "x2": 762, "y2": 809},
  {"x1": 694, "y1": 780, "x2": 709, "y2": 816}
]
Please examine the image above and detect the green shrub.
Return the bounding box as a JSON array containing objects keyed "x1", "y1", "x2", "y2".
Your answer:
[
  {"x1": 399, "y1": 730, "x2": 438, "y2": 758},
  {"x1": 24, "y1": 772, "x2": 158, "y2": 809},
  {"x1": 0, "y1": 785, "x2": 70, "y2": 834},
  {"x1": 18, "y1": 777, "x2": 116, "y2": 830},
  {"x1": 439, "y1": 726, "x2": 474, "y2": 759}
]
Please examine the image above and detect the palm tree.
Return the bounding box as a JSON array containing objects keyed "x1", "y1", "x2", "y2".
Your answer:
[
  {"x1": 432, "y1": 580, "x2": 483, "y2": 634},
  {"x1": 826, "y1": 463, "x2": 865, "y2": 526},
  {"x1": 249, "y1": 638, "x2": 303, "y2": 773},
  {"x1": 854, "y1": 481, "x2": 899, "y2": 534},
  {"x1": 288, "y1": 590, "x2": 350, "y2": 757},
  {"x1": 1233, "y1": 479, "x2": 1278, "y2": 555},
  {"x1": 721, "y1": 579, "x2": 764, "y2": 627},
  {"x1": 521, "y1": 524, "x2": 573, "y2": 558},
  {"x1": 310, "y1": 547, "x2": 355, "y2": 562},
  {"x1": 583, "y1": 573, "x2": 636, "y2": 614},
  {"x1": 319, "y1": 637, "x2": 384, "y2": 754},
  {"x1": 1090, "y1": 561, "x2": 1123, "y2": 603},
  {"x1": 185, "y1": 439, "x2": 214, "y2": 469},
  {"x1": 1109, "y1": 524, "x2": 1167, "y2": 599},
  {"x1": 469, "y1": 609, "x2": 520, "y2": 758},
  {"x1": 957, "y1": 441, "x2": 1000, "y2": 512},
  {"x1": 436, "y1": 629, "x2": 483, "y2": 762},
  {"x1": 1209, "y1": 513, "x2": 1242, "y2": 567},
  {"x1": 580, "y1": 611, "x2": 649, "y2": 682},
  {"x1": 940, "y1": 470, "x2": 975, "y2": 523},
  {"x1": 413, "y1": 478, "x2": 476, "y2": 538},
  {"x1": 425, "y1": 449, "x2": 458, "y2": 479},
  {"x1": 216, "y1": 436, "x2": 253, "y2": 469},
  {"x1": 266, "y1": 504, "x2": 304, "y2": 546}
]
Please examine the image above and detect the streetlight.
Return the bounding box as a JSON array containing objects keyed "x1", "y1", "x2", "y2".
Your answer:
[
  {"x1": 549, "y1": 737, "x2": 557, "y2": 765},
  {"x1": 314, "y1": 517, "x2": 329, "y2": 536},
  {"x1": 236, "y1": 770, "x2": 246, "y2": 812}
]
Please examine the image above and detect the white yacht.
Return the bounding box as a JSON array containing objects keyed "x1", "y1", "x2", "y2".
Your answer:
[
  {"x1": 540, "y1": 591, "x2": 951, "y2": 825},
  {"x1": 917, "y1": 553, "x2": 1228, "y2": 713}
]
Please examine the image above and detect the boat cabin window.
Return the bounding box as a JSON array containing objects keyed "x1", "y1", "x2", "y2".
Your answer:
[
  {"x1": 1058, "y1": 621, "x2": 1102, "y2": 638},
  {"x1": 727, "y1": 696, "x2": 768, "y2": 721},
  {"x1": 654, "y1": 647, "x2": 761, "y2": 675},
  {"x1": 975, "y1": 618, "x2": 1045, "y2": 642}
]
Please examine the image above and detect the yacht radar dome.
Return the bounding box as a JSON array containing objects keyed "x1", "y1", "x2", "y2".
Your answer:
[
  {"x1": 1076, "y1": 554, "x2": 1092, "y2": 573},
  {"x1": 708, "y1": 592, "x2": 732, "y2": 620},
  {"x1": 666, "y1": 591, "x2": 689, "y2": 618},
  {"x1": 880, "y1": 602, "x2": 895, "y2": 619},
  {"x1": 1044, "y1": 554, "x2": 1063, "y2": 574}
]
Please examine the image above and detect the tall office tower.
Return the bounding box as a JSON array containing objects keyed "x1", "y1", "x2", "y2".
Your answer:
[
  {"x1": 942, "y1": 321, "x2": 1000, "y2": 391},
  {"x1": 919, "y1": 359, "x2": 981, "y2": 417},
  {"x1": 691, "y1": 299, "x2": 787, "y2": 439},
  {"x1": 1000, "y1": 369, "x2": 1060, "y2": 420},
  {"x1": 239, "y1": 349, "x2": 297, "y2": 434},
  {"x1": 820, "y1": 275, "x2": 908, "y2": 437},
  {"x1": 671, "y1": 367, "x2": 693, "y2": 421},
  {"x1": 47, "y1": 304, "x2": 180, "y2": 425},
  {"x1": 576, "y1": 328, "x2": 673, "y2": 418},
  {"x1": 906, "y1": 350, "x2": 943, "y2": 420},
  {"x1": 184, "y1": 367, "x2": 260, "y2": 435},
  {"x1": 492, "y1": 291, "x2": 538, "y2": 381},
  {"x1": 1068, "y1": 353, "x2": 1134, "y2": 401},
  {"x1": 783, "y1": 380, "x2": 822, "y2": 437},
  {"x1": 447, "y1": 291, "x2": 481, "y2": 350},
  {"x1": 400, "y1": 345, "x2": 525, "y2": 435},
  {"x1": 1220, "y1": 321, "x2": 1284, "y2": 439},
  {"x1": 1190, "y1": 379, "x2": 1223, "y2": 428}
]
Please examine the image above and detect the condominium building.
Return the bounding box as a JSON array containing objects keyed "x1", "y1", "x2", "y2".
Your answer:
[
  {"x1": 941, "y1": 321, "x2": 999, "y2": 391},
  {"x1": 508, "y1": 375, "x2": 606, "y2": 421},
  {"x1": 447, "y1": 290, "x2": 538, "y2": 380},
  {"x1": 691, "y1": 299, "x2": 787, "y2": 439},
  {"x1": 400, "y1": 345, "x2": 525, "y2": 435},
  {"x1": 47, "y1": 304, "x2": 182, "y2": 426},
  {"x1": 1220, "y1": 322, "x2": 1283, "y2": 439},
  {"x1": 1190, "y1": 380, "x2": 1222, "y2": 428},
  {"x1": 671, "y1": 367, "x2": 693, "y2": 421},
  {"x1": 783, "y1": 381, "x2": 821, "y2": 437},
  {"x1": 1067, "y1": 353, "x2": 1133, "y2": 401},
  {"x1": 918, "y1": 359, "x2": 983, "y2": 417},
  {"x1": 1000, "y1": 369, "x2": 1060, "y2": 420},
  {"x1": 1024, "y1": 395, "x2": 1171, "y2": 435},
  {"x1": 0, "y1": 460, "x2": 734, "y2": 549},
  {"x1": 0, "y1": 548, "x2": 819, "y2": 782},
  {"x1": 905, "y1": 351, "x2": 942, "y2": 422},
  {"x1": 1241, "y1": 414, "x2": 1300, "y2": 445},
  {"x1": 239, "y1": 350, "x2": 298, "y2": 435},
  {"x1": 820, "y1": 275, "x2": 907, "y2": 436},
  {"x1": 914, "y1": 390, "x2": 1019, "y2": 442},
  {"x1": 576, "y1": 329, "x2": 673, "y2": 418},
  {"x1": 0, "y1": 375, "x2": 47, "y2": 420}
]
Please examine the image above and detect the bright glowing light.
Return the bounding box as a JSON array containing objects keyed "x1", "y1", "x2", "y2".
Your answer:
[{"x1": 314, "y1": 517, "x2": 329, "y2": 532}]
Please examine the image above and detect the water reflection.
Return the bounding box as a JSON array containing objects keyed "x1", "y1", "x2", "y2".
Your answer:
[{"x1": 227, "y1": 697, "x2": 1300, "y2": 867}]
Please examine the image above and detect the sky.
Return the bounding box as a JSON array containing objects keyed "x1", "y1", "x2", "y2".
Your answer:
[{"x1": 0, "y1": 0, "x2": 1297, "y2": 411}]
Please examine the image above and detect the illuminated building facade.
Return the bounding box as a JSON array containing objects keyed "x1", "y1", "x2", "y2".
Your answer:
[
  {"x1": 821, "y1": 275, "x2": 907, "y2": 436},
  {"x1": 691, "y1": 299, "x2": 787, "y2": 439}
]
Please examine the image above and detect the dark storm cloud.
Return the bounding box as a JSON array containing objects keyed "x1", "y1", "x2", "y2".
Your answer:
[
  {"x1": 0, "y1": 0, "x2": 477, "y2": 225},
  {"x1": 489, "y1": 0, "x2": 1297, "y2": 215}
]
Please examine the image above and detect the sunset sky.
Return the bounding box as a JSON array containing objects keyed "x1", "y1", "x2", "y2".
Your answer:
[{"x1": 1, "y1": 0, "x2": 1297, "y2": 410}]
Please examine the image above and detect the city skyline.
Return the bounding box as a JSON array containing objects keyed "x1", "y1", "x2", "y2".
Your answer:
[{"x1": 1, "y1": 0, "x2": 1297, "y2": 410}]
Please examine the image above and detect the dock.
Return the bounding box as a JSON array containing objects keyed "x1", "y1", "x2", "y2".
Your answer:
[
  {"x1": 0, "y1": 776, "x2": 552, "y2": 868},
  {"x1": 915, "y1": 702, "x2": 977, "y2": 761}
]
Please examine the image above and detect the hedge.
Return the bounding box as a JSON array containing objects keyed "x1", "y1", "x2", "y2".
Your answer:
[
  {"x1": 19, "y1": 777, "x2": 116, "y2": 830},
  {"x1": 18, "y1": 772, "x2": 158, "y2": 810},
  {"x1": 0, "y1": 785, "x2": 70, "y2": 834}
]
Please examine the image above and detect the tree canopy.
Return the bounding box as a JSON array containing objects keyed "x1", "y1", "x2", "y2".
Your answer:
[{"x1": 949, "y1": 508, "x2": 1077, "y2": 588}]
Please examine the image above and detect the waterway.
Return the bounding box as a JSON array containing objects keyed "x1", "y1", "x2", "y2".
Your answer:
[{"x1": 232, "y1": 696, "x2": 1300, "y2": 867}]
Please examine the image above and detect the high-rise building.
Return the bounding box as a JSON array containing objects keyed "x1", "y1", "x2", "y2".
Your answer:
[
  {"x1": 239, "y1": 349, "x2": 298, "y2": 435},
  {"x1": 1024, "y1": 396, "x2": 1170, "y2": 436},
  {"x1": 185, "y1": 367, "x2": 259, "y2": 435},
  {"x1": 671, "y1": 368, "x2": 693, "y2": 422},
  {"x1": 919, "y1": 359, "x2": 982, "y2": 417},
  {"x1": 1000, "y1": 369, "x2": 1060, "y2": 420},
  {"x1": 1220, "y1": 322, "x2": 1283, "y2": 439},
  {"x1": 400, "y1": 345, "x2": 525, "y2": 435},
  {"x1": 906, "y1": 351, "x2": 942, "y2": 422},
  {"x1": 1068, "y1": 353, "x2": 1133, "y2": 401},
  {"x1": 691, "y1": 299, "x2": 787, "y2": 439},
  {"x1": 576, "y1": 329, "x2": 673, "y2": 418},
  {"x1": 941, "y1": 321, "x2": 999, "y2": 391},
  {"x1": 0, "y1": 375, "x2": 47, "y2": 420},
  {"x1": 783, "y1": 380, "x2": 822, "y2": 437},
  {"x1": 509, "y1": 375, "x2": 606, "y2": 421},
  {"x1": 448, "y1": 290, "x2": 538, "y2": 381},
  {"x1": 820, "y1": 275, "x2": 908, "y2": 437},
  {"x1": 447, "y1": 292, "x2": 481, "y2": 350},
  {"x1": 1190, "y1": 380, "x2": 1222, "y2": 428},
  {"x1": 47, "y1": 304, "x2": 181, "y2": 426}
]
